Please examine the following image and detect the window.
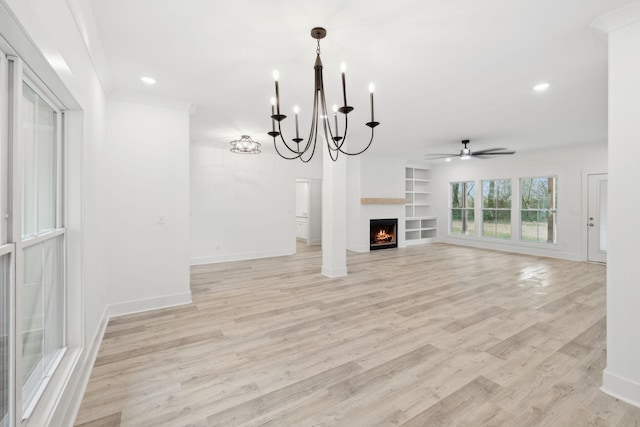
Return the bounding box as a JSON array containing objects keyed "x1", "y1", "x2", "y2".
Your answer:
[
  {"x1": 1, "y1": 36, "x2": 70, "y2": 427},
  {"x1": 482, "y1": 179, "x2": 511, "y2": 238},
  {"x1": 451, "y1": 181, "x2": 475, "y2": 235},
  {"x1": 520, "y1": 176, "x2": 557, "y2": 243},
  {"x1": 19, "y1": 80, "x2": 66, "y2": 416}
]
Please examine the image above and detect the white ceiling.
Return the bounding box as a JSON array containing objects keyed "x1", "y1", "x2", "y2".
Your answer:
[{"x1": 81, "y1": 0, "x2": 631, "y2": 161}]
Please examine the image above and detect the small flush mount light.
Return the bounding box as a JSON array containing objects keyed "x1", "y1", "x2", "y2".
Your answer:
[
  {"x1": 230, "y1": 135, "x2": 261, "y2": 154},
  {"x1": 533, "y1": 82, "x2": 550, "y2": 92},
  {"x1": 141, "y1": 76, "x2": 157, "y2": 85}
]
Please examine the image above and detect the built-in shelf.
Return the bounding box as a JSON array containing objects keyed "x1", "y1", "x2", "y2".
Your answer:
[{"x1": 405, "y1": 167, "x2": 437, "y2": 245}]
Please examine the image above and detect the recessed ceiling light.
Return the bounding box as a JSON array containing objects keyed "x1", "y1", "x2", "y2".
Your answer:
[
  {"x1": 445, "y1": 158, "x2": 452, "y2": 162},
  {"x1": 141, "y1": 76, "x2": 157, "y2": 85},
  {"x1": 533, "y1": 82, "x2": 550, "y2": 92}
]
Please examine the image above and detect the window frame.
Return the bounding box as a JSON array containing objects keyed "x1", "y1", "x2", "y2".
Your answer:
[{"x1": 6, "y1": 56, "x2": 68, "y2": 423}]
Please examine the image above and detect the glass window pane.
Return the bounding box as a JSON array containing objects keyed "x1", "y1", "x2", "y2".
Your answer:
[
  {"x1": 496, "y1": 210, "x2": 511, "y2": 239},
  {"x1": 22, "y1": 82, "x2": 57, "y2": 238},
  {"x1": 465, "y1": 182, "x2": 475, "y2": 208},
  {"x1": 521, "y1": 210, "x2": 556, "y2": 243},
  {"x1": 451, "y1": 183, "x2": 462, "y2": 208},
  {"x1": 496, "y1": 180, "x2": 511, "y2": 209},
  {"x1": 451, "y1": 209, "x2": 462, "y2": 234},
  {"x1": 482, "y1": 181, "x2": 495, "y2": 208},
  {"x1": 521, "y1": 177, "x2": 556, "y2": 210},
  {"x1": 483, "y1": 210, "x2": 496, "y2": 237},
  {"x1": 463, "y1": 209, "x2": 475, "y2": 235},
  {"x1": 21, "y1": 235, "x2": 65, "y2": 411},
  {"x1": 1, "y1": 254, "x2": 9, "y2": 424},
  {"x1": 599, "y1": 181, "x2": 607, "y2": 251},
  {"x1": 37, "y1": 99, "x2": 56, "y2": 232},
  {"x1": 22, "y1": 84, "x2": 37, "y2": 237}
]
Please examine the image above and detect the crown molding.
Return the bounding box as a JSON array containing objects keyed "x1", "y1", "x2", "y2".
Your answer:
[{"x1": 591, "y1": 1, "x2": 640, "y2": 34}]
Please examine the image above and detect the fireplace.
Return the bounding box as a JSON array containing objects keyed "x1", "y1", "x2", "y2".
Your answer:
[{"x1": 370, "y1": 218, "x2": 398, "y2": 250}]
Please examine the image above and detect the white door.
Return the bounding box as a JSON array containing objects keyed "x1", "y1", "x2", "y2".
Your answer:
[{"x1": 587, "y1": 174, "x2": 607, "y2": 263}]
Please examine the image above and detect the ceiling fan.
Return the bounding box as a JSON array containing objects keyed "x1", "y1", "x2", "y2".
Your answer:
[{"x1": 426, "y1": 140, "x2": 515, "y2": 160}]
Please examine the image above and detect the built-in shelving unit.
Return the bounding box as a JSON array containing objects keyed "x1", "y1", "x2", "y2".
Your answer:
[{"x1": 405, "y1": 166, "x2": 436, "y2": 245}]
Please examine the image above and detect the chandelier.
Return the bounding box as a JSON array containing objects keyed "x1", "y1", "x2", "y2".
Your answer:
[
  {"x1": 267, "y1": 27, "x2": 380, "y2": 162},
  {"x1": 230, "y1": 135, "x2": 261, "y2": 154}
]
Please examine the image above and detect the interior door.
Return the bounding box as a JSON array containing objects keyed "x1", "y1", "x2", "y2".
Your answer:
[{"x1": 587, "y1": 173, "x2": 607, "y2": 263}]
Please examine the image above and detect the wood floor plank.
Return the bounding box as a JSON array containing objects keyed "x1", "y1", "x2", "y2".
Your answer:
[
  {"x1": 74, "y1": 242, "x2": 640, "y2": 426},
  {"x1": 401, "y1": 375, "x2": 503, "y2": 426},
  {"x1": 205, "y1": 361, "x2": 362, "y2": 426}
]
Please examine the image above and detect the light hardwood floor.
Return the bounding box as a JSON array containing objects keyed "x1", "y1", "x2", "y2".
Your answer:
[{"x1": 74, "y1": 243, "x2": 640, "y2": 426}]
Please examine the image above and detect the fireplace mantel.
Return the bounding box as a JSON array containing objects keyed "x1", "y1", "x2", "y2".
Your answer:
[{"x1": 360, "y1": 198, "x2": 408, "y2": 205}]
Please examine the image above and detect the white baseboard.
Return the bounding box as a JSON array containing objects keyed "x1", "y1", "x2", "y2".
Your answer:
[
  {"x1": 440, "y1": 236, "x2": 582, "y2": 261},
  {"x1": 108, "y1": 291, "x2": 192, "y2": 317},
  {"x1": 321, "y1": 265, "x2": 348, "y2": 278},
  {"x1": 602, "y1": 369, "x2": 640, "y2": 409},
  {"x1": 347, "y1": 243, "x2": 369, "y2": 253},
  {"x1": 190, "y1": 248, "x2": 294, "y2": 265}
]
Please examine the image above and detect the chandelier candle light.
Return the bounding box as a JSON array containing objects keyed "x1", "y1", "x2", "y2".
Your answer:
[{"x1": 267, "y1": 27, "x2": 380, "y2": 162}]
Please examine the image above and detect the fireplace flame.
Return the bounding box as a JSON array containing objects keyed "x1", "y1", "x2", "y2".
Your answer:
[{"x1": 374, "y1": 229, "x2": 393, "y2": 243}]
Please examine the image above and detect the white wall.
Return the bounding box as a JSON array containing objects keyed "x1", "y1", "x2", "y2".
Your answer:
[
  {"x1": 190, "y1": 144, "x2": 321, "y2": 264},
  {"x1": 431, "y1": 143, "x2": 607, "y2": 260},
  {"x1": 599, "y1": 5, "x2": 640, "y2": 408},
  {"x1": 105, "y1": 98, "x2": 191, "y2": 315}
]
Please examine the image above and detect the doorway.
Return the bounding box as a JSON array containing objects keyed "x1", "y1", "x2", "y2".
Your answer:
[
  {"x1": 587, "y1": 173, "x2": 607, "y2": 263},
  {"x1": 295, "y1": 178, "x2": 322, "y2": 247}
]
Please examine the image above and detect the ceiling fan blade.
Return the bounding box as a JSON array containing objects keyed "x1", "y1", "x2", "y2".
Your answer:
[
  {"x1": 472, "y1": 148, "x2": 510, "y2": 155},
  {"x1": 425, "y1": 154, "x2": 458, "y2": 159},
  {"x1": 472, "y1": 151, "x2": 515, "y2": 156}
]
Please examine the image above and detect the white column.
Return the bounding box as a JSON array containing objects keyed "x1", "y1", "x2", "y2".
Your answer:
[
  {"x1": 593, "y1": 2, "x2": 640, "y2": 408},
  {"x1": 321, "y1": 145, "x2": 348, "y2": 277}
]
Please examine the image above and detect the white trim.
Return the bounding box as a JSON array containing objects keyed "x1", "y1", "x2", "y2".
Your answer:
[
  {"x1": 190, "y1": 248, "x2": 294, "y2": 266},
  {"x1": 321, "y1": 265, "x2": 348, "y2": 278},
  {"x1": 440, "y1": 236, "x2": 582, "y2": 262},
  {"x1": 602, "y1": 369, "x2": 640, "y2": 409},
  {"x1": 591, "y1": 2, "x2": 640, "y2": 34},
  {"x1": 348, "y1": 243, "x2": 370, "y2": 253},
  {"x1": 18, "y1": 228, "x2": 65, "y2": 249},
  {"x1": 108, "y1": 291, "x2": 192, "y2": 318}
]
